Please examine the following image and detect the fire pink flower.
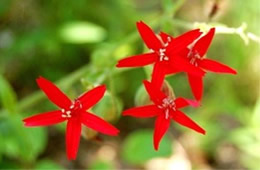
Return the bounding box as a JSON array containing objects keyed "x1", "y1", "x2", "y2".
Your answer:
[
  {"x1": 161, "y1": 28, "x2": 237, "y2": 100},
  {"x1": 23, "y1": 77, "x2": 119, "y2": 160},
  {"x1": 116, "y1": 21, "x2": 205, "y2": 89},
  {"x1": 123, "y1": 80, "x2": 205, "y2": 150}
]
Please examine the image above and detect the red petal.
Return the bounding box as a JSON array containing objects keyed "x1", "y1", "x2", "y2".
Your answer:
[
  {"x1": 172, "y1": 110, "x2": 206, "y2": 134},
  {"x1": 172, "y1": 57, "x2": 205, "y2": 76},
  {"x1": 78, "y1": 85, "x2": 106, "y2": 110},
  {"x1": 175, "y1": 97, "x2": 200, "y2": 109},
  {"x1": 23, "y1": 110, "x2": 65, "y2": 127},
  {"x1": 153, "y1": 114, "x2": 170, "y2": 150},
  {"x1": 167, "y1": 29, "x2": 202, "y2": 54},
  {"x1": 143, "y1": 80, "x2": 167, "y2": 105},
  {"x1": 187, "y1": 74, "x2": 203, "y2": 101},
  {"x1": 178, "y1": 47, "x2": 190, "y2": 58},
  {"x1": 151, "y1": 62, "x2": 167, "y2": 89},
  {"x1": 81, "y1": 112, "x2": 119, "y2": 136},
  {"x1": 159, "y1": 31, "x2": 174, "y2": 43},
  {"x1": 116, "y1": 53, "x2": 157, "y2": 67},
  {"x1": 36, "y1": 77, "x2": 72, "y2": 109},
  {"x1": 136, "y1": 21, "x2": 162, "y2": 51},
  {"x1": 66, "y1": 118, "x2": 82, "y2": 160},
  {"x1": 199, "y1": 59, "x2": 237, "y2": 74},
  {"x1": 165, "y1": 66, "x2": 180, "y2": 74},
  {"x1": 123, "y1": 105, "x2": 162, "y2": 118},
  {"x1": 194, "y1": 28, "x2": 215, "y2": 57}
]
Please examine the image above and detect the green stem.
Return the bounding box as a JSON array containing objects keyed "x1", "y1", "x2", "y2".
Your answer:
[{"x1": 18, "y1": 65, "x2": 90, "y2": 111}]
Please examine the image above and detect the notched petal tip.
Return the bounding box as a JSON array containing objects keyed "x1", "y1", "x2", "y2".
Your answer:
[
  {"x1": 136, "y1": 20, "x2": 145, "y2": 25},
  {"x1": 154, "y1": 144, "x2": 159, "y2": 151},
  {"x1": 209, "y1": 27, "x2": 216, "y2": 33}
]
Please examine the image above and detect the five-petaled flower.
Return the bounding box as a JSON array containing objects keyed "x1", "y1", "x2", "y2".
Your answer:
[
  {"x1": 160, "y1": 28, "x2": 237, "y2": 100},
  {"x1": 116, "y1": 21, "x2": 205, "y2": 89},
  {"x1": 123, "y1": 80, "x2": 205, "y2": 150},
  {"x1": 23, "y1": 77, "x2": 119, "y2": 160}
]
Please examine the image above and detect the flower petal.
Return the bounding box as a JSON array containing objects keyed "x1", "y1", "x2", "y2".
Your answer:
[
  {"x1": 66, "y1": 118, "x2": 82, "y2": 160},
  {"x1": 175, "y1": 97, "x2": 200, "y2": 109},
  {"x1": 23, "y1": 110, "x2": 65, "y2": 127},
  {"x1": 153, "y1": 114, "x2": 170, "y2": 150},
  {"x1": 123, "y1": 105, "x2": 162, "y2": 118},
  {"x1": 172, "y1": 56, "x2": 206, "y2": 76},
  {"x1": 167, "y1": 29, "x2": 202, "y2": 54},
  {"x1": 194, "y1": 28, "x2": 215, "y2": 57},
  {"x1": 143, "y1": 80, "x2": 167, "y2": 105},
  {"x1": 151, "y1": 62, "x2": 167, "y2": 89},
  {"x1": 199, "y1": 59, "x2": 237, "y2": 74},
  {"x1": 172, "y1": 110, "x2": 206, "y2": 134},
  {"x1": 178, "y1": 47, "x2": 190, "y2": 58},
  {"x1": 81, "y1": 112, "x2": 119, "y2": 136},
  {"x1": 187, "y1": 74, "x2": 203, "y2": 101},
  {"x1": 159, "y1": 31, "x2": 174, "y2": 43},
  {"x1": 136, "y1": 21, "x2": 162, "y2": 51},
  {"x1": 36, "y1": 77, "x2": 72, "y2": 109},
  {"x1": 78, "y1": 85, "x2": 106, "y2": 110},
  {"x1": 116, "y1": 53, "x2": 157, "y2": 67}
]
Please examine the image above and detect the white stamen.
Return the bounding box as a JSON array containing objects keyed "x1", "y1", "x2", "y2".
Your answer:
[
  {"x1": 61, "y1": 109, "x2": 65, "y2": 113},
  {"x1": 150, "y1": 49, "x2": 154, "y2": 52},
  {"x1": 167, "y1": 37, "x2": 171, "y2": 42},
  {"x1": 160, "y1": 55, "x2": 164, "y2": 61},
  {"x1": 159, "y1": 48, "x2": 166, "y2": 53},
  {"x1": 70, "y1": 105, "x2": 74, "y2": 109},
  {"x1": 164, "y1": 42, "x2": 169, "y2": 47},
  {"x1": 66, "y1": 111, "x2": 71, "y2": 115},
  {"x1": 165, "y1": 109, "x2": 169, "y2": 119},
  {"x1": 61, "y1": 114, "x2": 67, "y2": 118},
  {"x1": 164, "y1": 56, "x2": 169, "y2": 61}
]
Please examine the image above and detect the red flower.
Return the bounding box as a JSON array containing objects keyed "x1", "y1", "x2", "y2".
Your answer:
[
  {"x1": 116, "y1": 21, "x2": 205, "y2": 89},
  {"x1": 161, "y1": 28, "x2": 237, "y2": 100},
  {"x1": 23, "y1": 77, "x2": 119, "y2": 160},
  {"x1": 123, "y1": 80, "x2": 205, "y2": 150}
]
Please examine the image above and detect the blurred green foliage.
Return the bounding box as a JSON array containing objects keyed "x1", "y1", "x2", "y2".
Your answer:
[
  {"x1": 122, "y1": 129, "x2": 172, "y2": 165},
  {"x1": 0, "y1": 0, "x2": 259, "y2": 169}
]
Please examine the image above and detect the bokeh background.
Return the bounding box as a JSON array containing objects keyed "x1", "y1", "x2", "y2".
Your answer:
[{"x1": 0, "y1": 0, "x2": 259, "y2": 169}]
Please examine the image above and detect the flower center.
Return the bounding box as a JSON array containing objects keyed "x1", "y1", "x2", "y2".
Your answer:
[
  {"x1": 151, "y1": 36, "x2": 172, "y2": 62},
  {"x1": 158, "y1": 48, "x2": 169, "y2": 61},
  {"x1": 187, "y1": 50, "x2": 201, "y2": 67},
  {"x1": 61, "y1": 99, "x2": 82, "y2": 118},
  {"x1": 158, "y1": 98, "x2": 176, "y2": 119}
]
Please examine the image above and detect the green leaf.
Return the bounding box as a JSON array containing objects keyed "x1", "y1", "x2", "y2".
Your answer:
[
  {"x1": 0, "y1": 75, "x2": 17, "y2": 113},
  {"x1": 92, "y1": 91, "x2": 122, "y2": 122},
  {"x1": 59, "y1": 21, "x2": 106, "y2": 43},
  {"x1": 121, "y1": 129, "x2": 172, "y2": 165},
  {"x1": 88, "y1": 160, "x2": 115, "y2": 170},
  {"x1": 134, "y1": 84, "x2": 150, "y2": 106},
  {"x1": 35, "y1": 160, "x2": 64, "y2": 170},
  {"x1": 0, "y1": 114, "x2": 47, "y2": 162}
]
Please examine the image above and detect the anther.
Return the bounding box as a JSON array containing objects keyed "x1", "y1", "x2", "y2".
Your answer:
[
  {"x1": 70, "y1": 105, "x2": 74, "y2": 109},
  {"x1": 61, "y1": 109, "x2": 65, "y2": 113}
]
